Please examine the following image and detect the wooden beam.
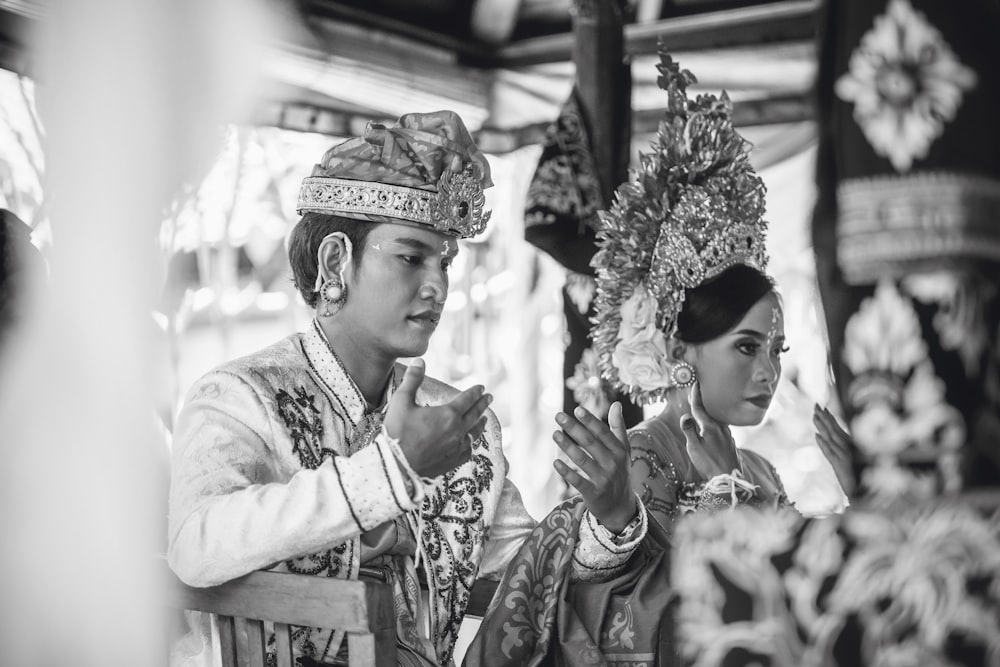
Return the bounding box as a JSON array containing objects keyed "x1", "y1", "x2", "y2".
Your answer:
[
  {"x1": 632, "y1": 93, "x2": 813, "y2": 133},
  {"x1": 304, "y1": 0, "x2": 496, "y2": 65},
  {"x1": 572, "y1": 0, "x2": 631, "y2": 205},
  {"x1": 472, "y1": 0, "x2": 524, "y2": 46},
  {"x1": 252, "y1": 95, "x2": 813, "y2": 150},
  {"x1": 492, "y1": 0, "x2": 819, "y2": 67}
]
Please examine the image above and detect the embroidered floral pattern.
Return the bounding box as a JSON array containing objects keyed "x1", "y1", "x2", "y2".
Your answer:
[
  {"x1": 275, "y1": 386, "x2": 333, "y2": 469},
  {"x1": 834, "y1": 0, "x2": 977, "y2": 172},
  {"x1": 566, "y1": 347, "x2": 612, "y2": 420},
  {"x1": 903, "y1": 271, "x2": 994, "y2": 379},
  {"x1": 524, "y1": 93, "x2": 603, "y2": 233},
  {"x1": 843, "y1": 281, "x2": 966, "y2": 499},
  {"x1": 488, "y1": 502, "x2": 580, "y2": 661},
  {"x1": 420, "y1": 441, "x2": 496, "y2": 663},
  {"x1": 673, "y1": 503, "x2": 1000, "y2": 667}
]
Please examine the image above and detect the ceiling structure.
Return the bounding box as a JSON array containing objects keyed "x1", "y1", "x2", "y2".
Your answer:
[{"x1": 0, "y1": 0, "x2": 820, "y2": 151}]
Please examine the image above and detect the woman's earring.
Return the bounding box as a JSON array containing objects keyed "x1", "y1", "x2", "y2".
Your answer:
[
  {"x1": 671, "y1": 361, "x2": 696, "y2": 388},
  {"x1": 319, "y1": 273, "x2": 347, "y2": 317}
]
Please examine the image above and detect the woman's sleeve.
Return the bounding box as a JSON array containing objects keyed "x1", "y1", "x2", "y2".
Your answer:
[
  {"x1": 167, "y1": 371, "x2": 423, "y2": 588},
  {"x1": 569, "y1": 497, "x2": 648, "y2": 582},
  {"x1": 477, "y1": 477, "x2": 538, "y2": 579}
]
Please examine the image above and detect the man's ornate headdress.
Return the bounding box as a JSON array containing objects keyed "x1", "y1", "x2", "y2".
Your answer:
[
  {"x1": 297, "y1": 110, "x2": 493, "y2": 239},
  {"x1": 591, "y1": 51, "x2": 769, "y2": 405}
]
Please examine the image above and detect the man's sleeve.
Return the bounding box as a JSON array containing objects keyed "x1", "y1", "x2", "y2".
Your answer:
[{"x1": 167, "y1": 371, "x2": 422, "y2": 587}]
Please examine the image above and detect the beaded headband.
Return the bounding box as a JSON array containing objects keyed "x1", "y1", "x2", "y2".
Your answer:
[
  {"x1": 591, "y1": 50, "x2": 770, "y2": 405},
  {"x1": 298, "y1": 166, "x2": 489, "y2": 239}
]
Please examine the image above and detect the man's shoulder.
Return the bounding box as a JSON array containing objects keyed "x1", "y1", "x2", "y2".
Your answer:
[{"x1": 195, "y1": 333, "x2": 309, "y2": 392}]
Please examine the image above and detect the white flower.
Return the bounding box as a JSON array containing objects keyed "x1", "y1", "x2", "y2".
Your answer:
[
  {"x1": 612, "y1": 335, "x2": 671, "y2": 391},
  {"x1": 618, "y1": 283, "x2": 660, "y2": 345},
  {"x1": 834, "y1": 0, "x2": 977, "y2": 172}
]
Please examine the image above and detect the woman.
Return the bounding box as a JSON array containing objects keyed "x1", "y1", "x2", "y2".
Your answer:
[
  {"x1": 620, "y1": 264, "x2": 792, "y2": 526},
  {"x1": 465, "y1": 53, "x2": 851, "y2": 666}
]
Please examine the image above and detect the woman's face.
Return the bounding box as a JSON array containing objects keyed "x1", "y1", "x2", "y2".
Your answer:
[
  {"x1": 689, "y1": 292, "x2": 786, "y2": 427},
  {"x1": 338, "y1": 222, "x2": 457, "y2": 360}
]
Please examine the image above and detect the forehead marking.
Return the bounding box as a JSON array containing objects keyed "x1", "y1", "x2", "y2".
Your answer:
[{"x1": 766, "y1": 305, "x2": 780, "y2": 348}]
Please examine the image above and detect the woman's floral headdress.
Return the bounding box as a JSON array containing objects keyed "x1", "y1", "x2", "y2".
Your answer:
[{"x1": 591, "y1": 49, "x2": 770, "y2": 405}]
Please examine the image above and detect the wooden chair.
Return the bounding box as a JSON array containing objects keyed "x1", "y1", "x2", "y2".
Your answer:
[
  {"x1": 161, "y1": 558, "x2": 499, "y2": 667},
  {"x1": 161, "y1": 559, "x2": 396, "y2": 667}
]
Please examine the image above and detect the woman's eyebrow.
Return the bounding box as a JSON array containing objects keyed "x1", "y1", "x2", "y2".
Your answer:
[{"x1": 731, "y1": 328, "x2": 765, "y2": 338}]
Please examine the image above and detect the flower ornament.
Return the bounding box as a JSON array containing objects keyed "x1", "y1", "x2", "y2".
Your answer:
[
  {"x1": 592, "y1": 49, "x2": 769, "y2": 405},
  {"x1": 834, "y1": 0, "x2": 978, "y2": 172},
  {"x1": 610, "y1": 284, "x2": 672, "y2": 392},
  {"x1": 618, "y1": 284, "x2": 660, "y2": 345},
  {"x1": 565, "y1": 347, "x2": 612, "y2": 419}
]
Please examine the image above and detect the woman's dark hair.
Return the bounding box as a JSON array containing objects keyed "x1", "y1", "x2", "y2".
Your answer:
[
  {"x1": 287, "y1": 212, "x2": 379, "y2": 308},
  {"x1": 675, "y1": 263, "x2": 776, "y2": 344}
]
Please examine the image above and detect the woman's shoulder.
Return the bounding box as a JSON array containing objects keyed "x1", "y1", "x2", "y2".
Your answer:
[
  {"x1": 629, "y1": 418, "x2": 679, "y2": 450},
  {"x1": 628, "y1": 417, "x2": 689, "y2": 476}
]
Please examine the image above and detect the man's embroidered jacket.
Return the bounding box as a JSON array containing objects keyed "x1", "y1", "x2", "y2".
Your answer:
[{"x1": 168, "y1": 323, "x2": 643, "y2": 665}]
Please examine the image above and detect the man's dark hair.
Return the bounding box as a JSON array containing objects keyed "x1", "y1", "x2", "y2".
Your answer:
[{"x1": 287, "y1": 212, "x2": 379, "y2": 308}]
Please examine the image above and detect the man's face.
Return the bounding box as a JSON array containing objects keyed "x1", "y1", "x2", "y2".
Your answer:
[
  {"x1": 339, "y1": 223, "x2": 458, "y2": 360},
  {"x1": 690, "y1": 292, "x2": 786, "y2": 427}
]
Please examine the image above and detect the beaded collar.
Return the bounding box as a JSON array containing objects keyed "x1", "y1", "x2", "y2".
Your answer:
[{"x1": 302, "y1": 319, "x2": 397, "y2": 432}]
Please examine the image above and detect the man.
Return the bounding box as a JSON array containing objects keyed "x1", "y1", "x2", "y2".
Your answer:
[{"x1": 168, "y1": 110, "x2": 645, "y2": 666}]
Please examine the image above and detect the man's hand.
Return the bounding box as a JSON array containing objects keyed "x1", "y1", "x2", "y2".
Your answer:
[
  {"x1": 384, "y1": 359, "x2": 492, "y2": 479},
  {"x1": 683, "y1": 381, "x2": 740, "y2": 481},
  {"x1": 552, "y1": 402, "x2": 637, "y2": 534}
]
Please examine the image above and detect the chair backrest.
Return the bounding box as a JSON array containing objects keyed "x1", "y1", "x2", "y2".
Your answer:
[{"x1": 161, "y1": 559, "x2": 397, "y2": 667}]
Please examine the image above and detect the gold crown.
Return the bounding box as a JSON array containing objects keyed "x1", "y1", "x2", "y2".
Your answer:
[
  {"x1": 592, "y1": 51, "x2": 769, "y2": 404},
  {"x1": 297, "y1": 165, "x2": 490, "y2": 239}
]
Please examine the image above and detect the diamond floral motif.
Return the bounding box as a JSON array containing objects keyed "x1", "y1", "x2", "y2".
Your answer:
[{"x1": 834, "y1": 0, "x2": 977, "y2": 172}]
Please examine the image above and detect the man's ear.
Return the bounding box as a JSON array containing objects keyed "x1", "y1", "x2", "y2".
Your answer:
[{"x1": 316, "y1": 232, "x2": 352, "y2": 283}]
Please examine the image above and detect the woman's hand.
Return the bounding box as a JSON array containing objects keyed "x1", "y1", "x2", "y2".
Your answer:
[
  {"x1": 384, "y1": 359, "x2": 492, "y2": 479},
  {"x1": 814, "y1": 404, "x2": 854, "y2": 497},
  {"x1": 553, "y1": 402, "x2": 637, "y2": 534},
  {"x1": 683, "y1": 381, "x2": 740, "y2": 481}
]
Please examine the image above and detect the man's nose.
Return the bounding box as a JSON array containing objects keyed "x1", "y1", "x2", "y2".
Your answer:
[{"x1": 419, "y1": 269, "x2": 447, "y2": 304}]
